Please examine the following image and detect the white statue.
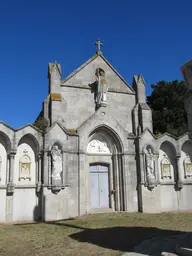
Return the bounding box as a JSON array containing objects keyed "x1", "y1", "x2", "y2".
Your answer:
[
  {"x1": 51, "y1": 145, "x2": 62, "y2": 180},
  {"x1": 95, "y1": 68, "x2": 108, "y2": 105},
  {"x1": 87, "y1": 139, "x2": 110, "y2": 153},
  {"x1": 145, "y1": 147, "x2": 156, "y2": 182}
]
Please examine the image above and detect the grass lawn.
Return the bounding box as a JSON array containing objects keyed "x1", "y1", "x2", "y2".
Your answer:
[{"x1": 0, "y1": 212, "x2": 192, "y2": 256}]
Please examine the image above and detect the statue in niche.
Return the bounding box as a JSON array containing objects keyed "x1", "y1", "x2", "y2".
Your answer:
[
  {"x1": 87, "y1": 139, "x2": 110, "y2": 154},
  {"x1": 19, "y1": 151, "x2": 31, "y2": 181},
  {"x1": 51, "y1": 145, "x2": 62, "y2": 180},
  {"x1": 145, "y1": 146, "x2": 156, "y2": 185},
  {"x1": 184, "y1": 153, "x2": 192, "y2": 178},
  {"x1": 95, "y1": 68, "x2": 108, "y2": 106},
  {"x1": 161, "y1": 153, "x2": 171, "y2": 179}
]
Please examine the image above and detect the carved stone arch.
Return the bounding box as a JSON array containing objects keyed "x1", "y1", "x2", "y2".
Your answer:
[
  {"x1": 18, "y1": 134, "x2": 40, "y2": 159},
  {"x1": 0, "y1": 132, "x2": 11, "y2": 184},
  {"x1": 88, "y1": 125, "x2": 123, "y2": 154},
  {"x1": 159, "y1": 141, "x2": 177, "y2": 181},
  {"x1": 160, "y1": 141, "x2": 177, "y2": 158},
  {"x1": 0, "y1": 131, "x2": 12, "y2": 154},
  {"x1": 181, "y1": 140, "x2": 192, "y2": 178}
]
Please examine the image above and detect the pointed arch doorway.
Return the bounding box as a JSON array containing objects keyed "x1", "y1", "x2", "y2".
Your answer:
[{"x1": 87, "y1": 126, "x2": 124, "y2": 212}]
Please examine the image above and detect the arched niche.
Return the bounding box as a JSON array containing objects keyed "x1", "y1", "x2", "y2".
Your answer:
[
  {"x1": 0, "y1": 132, "x2": 11, "y2": 185},
  {"x1": 14, "y1": 134, "x2": 40, "y2": 184},
  {"x1": 50, "y1": 142, "x2": 63, "y2": 182},
  {"x1": 159, "y1": 141, "x2": 177, "y2": 182},
  {"x1": 181, "y1": 140, "x2": 192, "y2": 179}
]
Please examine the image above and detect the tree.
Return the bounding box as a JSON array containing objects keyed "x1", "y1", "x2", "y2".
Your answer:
[
  {"x1": 147, "y1": 80, "x2": 188, "y2": 137},
  {"x1": 33, "y1": 110, "x2": 48, "y2": 131}
]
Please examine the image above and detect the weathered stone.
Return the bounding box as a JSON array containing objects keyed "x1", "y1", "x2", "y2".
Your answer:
[{"x1": 0, "y1": 43, "x2": 192, "y2": 222}]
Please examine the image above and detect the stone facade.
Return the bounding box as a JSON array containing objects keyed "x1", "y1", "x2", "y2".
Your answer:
[{"x1": 0, "y1": 43, "x2": 192, "y2": 222}]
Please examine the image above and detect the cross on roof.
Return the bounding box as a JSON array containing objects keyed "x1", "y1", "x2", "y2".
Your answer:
[{"x1": 95, "y1": 39, "x2": 103, "y2": 55}]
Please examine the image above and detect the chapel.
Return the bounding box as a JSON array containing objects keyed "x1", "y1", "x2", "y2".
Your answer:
[{"x1": 0, "y1": 41, "x2": 192, "y2": 222}]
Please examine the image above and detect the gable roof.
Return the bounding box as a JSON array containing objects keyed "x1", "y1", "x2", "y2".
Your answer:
[{"x1": 61, "y1": 53, "x2": 135, "y2": 93}]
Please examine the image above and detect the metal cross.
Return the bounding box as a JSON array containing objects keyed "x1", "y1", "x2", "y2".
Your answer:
[{"x1": 95, "y1": 39, "x2": 103, "y2": 54}]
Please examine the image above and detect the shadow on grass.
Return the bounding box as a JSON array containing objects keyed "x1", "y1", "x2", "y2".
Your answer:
[{"x1": 46, "y1": 222, "x2": 187, "y2": 253}]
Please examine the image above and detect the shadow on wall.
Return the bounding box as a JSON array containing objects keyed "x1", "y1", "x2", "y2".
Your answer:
[
  {"x1": 45, "y1": 222, "x2": 187, "y2": 254},
  {"x1": 33, "y1": 192, "x2": 43, "y2": 221}
]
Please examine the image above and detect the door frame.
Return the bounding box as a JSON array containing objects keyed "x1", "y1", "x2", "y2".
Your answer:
[{"x1": 89, "y1": 162, "x2": 112, "y2": 210}]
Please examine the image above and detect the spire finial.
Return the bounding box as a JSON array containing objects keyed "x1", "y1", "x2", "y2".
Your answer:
[{"x1": 95, "y1": 39, "x2": 103, "y2": 55}]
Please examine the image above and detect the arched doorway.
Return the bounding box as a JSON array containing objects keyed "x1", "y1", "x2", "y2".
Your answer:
[{"x1": 86, "y1": 126, "x2": 123, "y2": 212}]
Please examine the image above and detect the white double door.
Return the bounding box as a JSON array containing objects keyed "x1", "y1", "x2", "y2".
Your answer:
[{"x1": 90, "y1": 164, "x2": 109, "y2": 209}]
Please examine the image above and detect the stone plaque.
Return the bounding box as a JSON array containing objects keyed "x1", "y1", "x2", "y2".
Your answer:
[
  {"x1": 161, "y1": 154, "x2": 171, "y2": 179},
  {"x1": 19, "y1": 154, "x2": 31, "y2": 181}
]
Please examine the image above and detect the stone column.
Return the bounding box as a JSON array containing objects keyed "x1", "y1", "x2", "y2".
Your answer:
[
  {"x1": 113, "y1": 153, "x2": 120, "y2": 211},
  {"x1": 140, "y1": 153, "x2": 145, "y2": 184},
  {"x1": 36, "y1": 154, "x2": 42, "y2": 192},
  {"x1": 36, "y1": 157, "x2": 38, "y2": 183},
  {"x1": 154, "y1": 153, "x2": 160, "y2": 184},
  {"x1": 7, "y1": 152, "x2": 16, "y2": 193},
  {"x1": 121, "y1": 153, "x2": 127, "y2": 211},
  {"x1": 48, "y1": 151, "x2": 51, "y2": 186},
  {"x1": 38, "y1": 154, "x2": 42, "y2": 183},
  {"x1": 6, "y1": 156, "x2": 9, "y2": 184},
  {"x1": 118, "y1": 154, "x2": 123, "y2": 211},
  {"x1": 62, "y1": 151, "x2": 65, "y2": 185},
  {"x1": 176, "y1": 155, "x2": 183, "y2": 189}
]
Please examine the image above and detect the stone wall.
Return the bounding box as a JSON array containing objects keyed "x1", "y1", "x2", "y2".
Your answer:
[
  {"x1": 0, "y1": 122, "x2": 43, "y2": 222},
  {"x1": 139, "y1": 130, "x2": 192, "y2": 213}
]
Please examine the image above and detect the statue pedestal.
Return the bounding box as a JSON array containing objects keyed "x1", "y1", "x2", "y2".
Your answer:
[{"x1": 51, "y1": 179, "x2": 63, "y2": 194}]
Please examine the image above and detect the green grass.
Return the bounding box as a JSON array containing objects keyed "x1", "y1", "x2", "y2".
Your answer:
[{"x1": 0, "y1": 212, "x2": 192, "y2": 256}]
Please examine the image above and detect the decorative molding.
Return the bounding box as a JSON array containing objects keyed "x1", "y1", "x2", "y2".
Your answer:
[
  {"x1": 183, "y1": 153, "x2": 192, "y2": 178},
  {"x1": 161, "y1": 153, "x2": 172, "y2": 179},
  {"x1": 87, "y1": 137, "x2": 111, "y2": 154},
  {"x1": 19, "y1": 150, "x2": 31, "y2": 181}
]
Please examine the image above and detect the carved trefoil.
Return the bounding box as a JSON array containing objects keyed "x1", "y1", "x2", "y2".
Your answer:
[
  {"x1": 184, "y1": 153, "x2": 192, "y2": 178},
  {"x1": 143, "y1": 145, "x2": 156, "y2": 189},
  {"x1": 161, "y1": 154, "x2": 171, "y2": 179},
  {"x1": 19, "y1": 150, "x2": 31, "y2": 181}
]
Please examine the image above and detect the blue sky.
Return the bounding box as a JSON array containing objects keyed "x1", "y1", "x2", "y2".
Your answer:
[{"x1": 0, "y1": 0, "x2": 192, "y2": 128}]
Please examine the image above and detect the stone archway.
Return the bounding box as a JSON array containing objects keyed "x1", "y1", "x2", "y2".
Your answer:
[{"x1": 86, "y1": 126, "x2": 124, "y2": 212}]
